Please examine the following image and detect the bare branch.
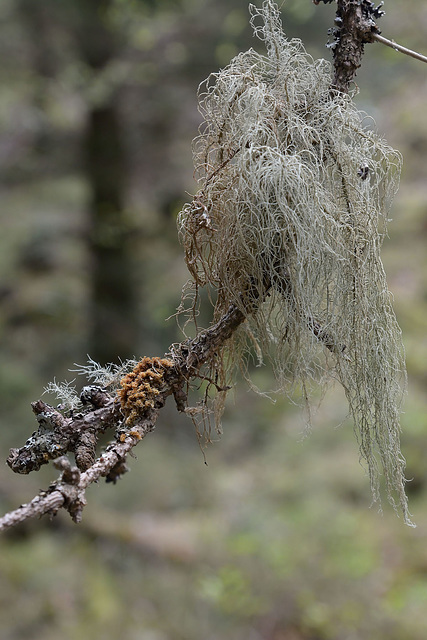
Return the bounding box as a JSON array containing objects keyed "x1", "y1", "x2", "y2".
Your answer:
[
  {"x1": 372, "y1": 32, "x2": 427, "y2": 64},
  {"x1": 171, "y1": 304, "x2": 246, "y2": 376},
  {"x1": 0, "y1": 491, "x2": 65, "y2": 532}
]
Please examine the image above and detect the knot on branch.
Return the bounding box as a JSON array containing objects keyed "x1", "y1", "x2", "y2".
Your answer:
[
  {"x1": 74, "y1": 430, "x2": 97, "y2": 471},
  {"x1": 80, "y1": 385, "x2": 111, "y2": 408},
  {"x1": 52, "y1": 456, "x2": 86, "y2": 523},
  {"x1": 105, "y1": 456, "x2": 129, "y2": 484},
  {"x1": 53, "y1": 455, "x2": 81, "y2": 484}
]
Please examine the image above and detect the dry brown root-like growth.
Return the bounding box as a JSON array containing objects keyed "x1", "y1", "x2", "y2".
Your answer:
[{"x1": 179, "y1": 0, "x2": 412, "y2": 524}]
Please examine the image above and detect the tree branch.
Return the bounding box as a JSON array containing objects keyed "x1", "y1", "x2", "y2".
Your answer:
[
  {"x1": 371, "y1": 32, "x2": 427, "y2": 64},
  {"x1": 327, "y1": 0, "x2": 384, "y2": 93},
  {"x1": 0, "y1": 491, "x2": 65, "y2": 531},
  {"x1": 0, "y1": 304, "x2": 247, "y2": 532},
  {"x1": 315, "y1": 1, "x2": 427, "y2": 67}
]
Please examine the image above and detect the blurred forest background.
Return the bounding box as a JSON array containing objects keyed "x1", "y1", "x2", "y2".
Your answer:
[{"x1": 1, "y1": 1, "x2": 427, "y2": 638}]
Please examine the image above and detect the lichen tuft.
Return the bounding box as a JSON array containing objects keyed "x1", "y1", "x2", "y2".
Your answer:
[{"x1": 178, "y1": 1, "x2": 412, "y2": 524}]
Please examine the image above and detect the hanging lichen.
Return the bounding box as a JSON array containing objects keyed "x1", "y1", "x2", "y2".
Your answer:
[{"x1": 178, "y1": 1, "x2": 412, "y2": 524}]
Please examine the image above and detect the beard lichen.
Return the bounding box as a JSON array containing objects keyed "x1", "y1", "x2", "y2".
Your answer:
[{"x1": 178, "y1": 1, "x2": 412, "y2": 524}]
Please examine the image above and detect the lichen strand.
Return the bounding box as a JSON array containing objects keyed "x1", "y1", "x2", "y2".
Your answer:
[
  {"x1": 118, "y1": 357, "x2": 175, "y2": 426},
  {"x1": 178, "y1": 1, "x2": 412, "y2": 524}
]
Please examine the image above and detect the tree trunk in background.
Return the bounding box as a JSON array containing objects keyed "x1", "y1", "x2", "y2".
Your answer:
[
  {"x1": 75, "y1": 0, "x2": 139, "y2": 364},
  {"x1": 84, "y1": 101, "x2": 138, "y2": 364},
  {"x1": 17, "y1": 0, "x2": 139, "y2": 365}
]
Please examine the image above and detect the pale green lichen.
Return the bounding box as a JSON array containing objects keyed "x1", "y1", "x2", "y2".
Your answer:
[
  {"x1": 179, "y1": 1, "x2": 412, "y2": 524},
  {"x1": 71, "y1": 356, "x2": 139, "y2": 390},
  {"x1": 44, "y1": 379, "x2": 81, "y2": 413}
]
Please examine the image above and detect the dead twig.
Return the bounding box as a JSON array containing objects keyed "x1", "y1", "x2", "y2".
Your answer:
[{"x1": 371, "y1": 32, "x2": 427, "y2": 65}]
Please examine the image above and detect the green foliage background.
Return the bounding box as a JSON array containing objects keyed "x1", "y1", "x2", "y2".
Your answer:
[{"x1": 1, "y1": 1, "x2": 427, "y2": 638}]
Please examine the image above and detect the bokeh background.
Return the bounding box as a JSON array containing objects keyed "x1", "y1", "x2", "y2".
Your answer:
[{"x1": 1, "y1": 1, "x2": 427, "y2": 638}]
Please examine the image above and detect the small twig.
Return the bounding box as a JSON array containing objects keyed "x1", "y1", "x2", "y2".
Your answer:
[
  {"x1": 205, "y1": 147, "x2": 240, "y2": 186},
  {"x1": 371, "y1": 32, "x2": 427, "y2": 64},
  {"x1": 0, "y1": 491, "x2": 65, "y2": 532}
]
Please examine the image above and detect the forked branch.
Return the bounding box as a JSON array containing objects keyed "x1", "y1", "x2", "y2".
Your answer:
[{"x1": 0, "y1": 304, "x2": 246, "y2": 532}]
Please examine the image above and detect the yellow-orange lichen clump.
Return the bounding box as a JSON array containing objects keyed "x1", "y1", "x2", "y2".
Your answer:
[{"x1": 118, "y1": 357, "x2": 174, "y2": 426}]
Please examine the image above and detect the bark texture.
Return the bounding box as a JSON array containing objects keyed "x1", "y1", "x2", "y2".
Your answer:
[{"x1": 330, "y1": 0, "x2": 384, "y2": 93}]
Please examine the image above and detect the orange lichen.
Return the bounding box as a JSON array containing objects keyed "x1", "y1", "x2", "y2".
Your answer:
[
  {"x1": 118, "y1": 357, "x2": 174, "y2": 426},
  {"x1": 119, "y1": 430, "x2": 142, "y2": 442}
]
